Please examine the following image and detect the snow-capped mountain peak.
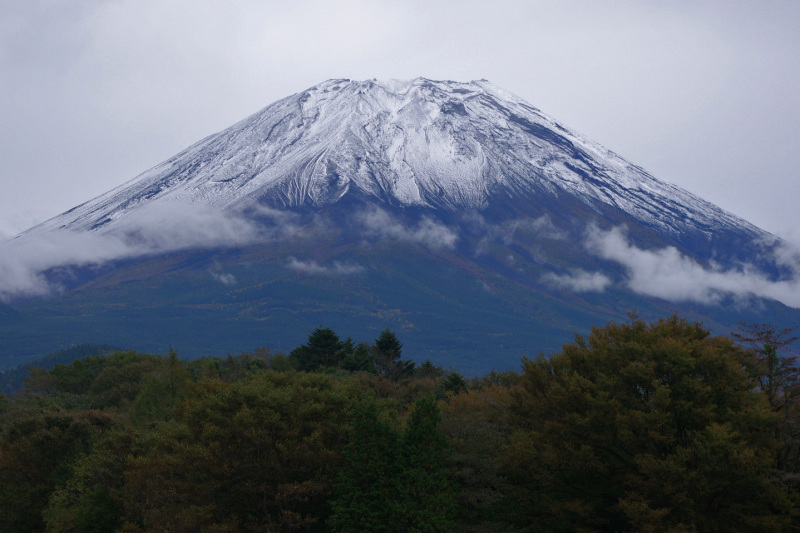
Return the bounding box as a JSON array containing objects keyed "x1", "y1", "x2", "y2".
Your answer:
[{"x1": 34, "y1": 78, "x2": 761, "y2": 241}]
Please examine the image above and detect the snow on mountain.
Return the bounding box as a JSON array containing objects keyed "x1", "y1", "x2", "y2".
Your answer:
[
  {"x1": 7, "y1": 79, "x2": 800, "y2": 371},
  {"x1": 32, "y1": 78, "x2": 765, "y2": 242}
]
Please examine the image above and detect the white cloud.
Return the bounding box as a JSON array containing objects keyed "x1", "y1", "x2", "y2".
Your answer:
[
  {"x1": 286, "y1": 257, "x2": 365, "y2": 276},
  {"x1": 468, "y1": 213, "x2": 567, "y2": 256},
  {"x1": 208, "y1": 259, "x2": 238, "y2": 286},
  {"x1": 119, "y1": 200, "x2": 265, "y2": 250},
  {"x1": 500, "y1": 216, "x2": 567, "y2": 244},
  {"x1": 586, "y1": 226, "x2": 800, "y2": 308},
  {"x1": 542, "y1": 269, "x2": 611, "y2": 293},
  {"x1": 1, "y1": 229, "x2": 130, "y2": 301},
  {"x1": 359, "y1": 208, "x2": 458, "y2": 249},
  {"x1": 210, "y1": 271, "x2": 236, "y2": 286},
  {"x1": 212, "y1": 272, "x2": 236, "y2": 286},
  {"x1": 467, "y1": 213, "x2": 566, "y2": 247},
  {"x1": 772, "y1": 240, "x2": 800, "y2": 278},
  {"x1": 0, "y1": 200, "x2": 304, "y2": 302},
  {"x1": 477, "y1": 279, "x2": 493, "y2": 293}
]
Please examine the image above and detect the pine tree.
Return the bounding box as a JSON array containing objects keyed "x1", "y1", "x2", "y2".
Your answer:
[
  {"x1": 340, "y1": 343, "x2": 376, "y2": 373},
  {"x1": 289, "y1": 327, "x2": 348, "y2": 371},
  {"x1": 441, "y1": 372, "x2": 467, "y2": 395},
  {"x1": 395, "y1": 397, "x2": 457, "y2": 532},
  {"x1": 375, "y1": 328, "x2": 403, "y2": 361},
  {"x1": 374, "y1": 328, "x2": 414, "y2": 381},
  {"x1": 331, "y1": 397, "x2": 456, "y2": 532}
]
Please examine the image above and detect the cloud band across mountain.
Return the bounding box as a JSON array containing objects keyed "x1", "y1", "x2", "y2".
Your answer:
[{"x1": 585, "y1": 225, "x2": 800, "y2": 308}]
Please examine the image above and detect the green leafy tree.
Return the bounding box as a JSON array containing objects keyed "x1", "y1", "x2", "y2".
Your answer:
[
  {"x1": 732, "y1": 323, "x2": 799, "y2": 412},
  {"x1": 167, "y1": 346, "x2": 181, "y2": 400},
  {"x1": 439, "y1": 385, "x2": 516, "y2": 532},
  {"x1": 123, "y1": 371, "x2": 353, "y2": 531},
  {"x1": 43, "y1": 431, "x2": 133, "y2": 533},
  {"x1": 0, "y1": 344, "x2": 117, "y2": 397},
  {"x1": 25, "y1": 355, "x2": 109, "y2": 396},
  {"x1": 268, "y1": 352, "x2": 296, "y2": 372},
  {"x1": 87, "y1": 352, "x2": 163, "y2": 409},
  {"x1": 733, "y1": 323, "x2": 800, "y2": 478},
  {"x1": 0, "y1": 408, "x2": 117, "y2": 532},
  {"x1": 504, "y1": 315, "x2": 791, "y2": 532}
]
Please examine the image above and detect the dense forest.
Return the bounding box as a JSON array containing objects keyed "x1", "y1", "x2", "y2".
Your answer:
[{"x1": 2, "y1": 315, "x2": 800, "y2": 532}]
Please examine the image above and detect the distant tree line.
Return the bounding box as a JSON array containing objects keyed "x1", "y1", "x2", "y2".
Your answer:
[
  {"x1": 1, "y1": 316, "x2": 800, "y2": 531},
  {"x1": 0, "y1": 343, "x2": 119, "y2": 396}
]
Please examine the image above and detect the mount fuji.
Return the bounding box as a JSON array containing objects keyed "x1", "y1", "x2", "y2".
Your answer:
[{"x1": 3, "y1": 78, "x2": 797, "y2": 374}]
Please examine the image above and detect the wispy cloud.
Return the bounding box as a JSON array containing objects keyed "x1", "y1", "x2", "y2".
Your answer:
[
  {"x1": 359, "y1": 208, "x2": 458, "y2": 249},
  {"x1": 286, "y1": 257, "x2": 365, "y2": 276},
  {"x1": 209, "y1": 261, "x2": 237, "y2": 286},
  {"x1": 119, "y1": 200, "x2": 265, "y2": 249},
  {"x1": 466, "y1": 213, "x2": 566, "y2": 241},
  {"x1": 586, "y1": 225, "x2": 800, "y2": 308},
  {"x1": 0, "y1": 200, "x2": 302, "y2": 302},
  {"x1": 542, "y1": 269, "x2": 611, "y2": 293},
  {"x1": 1, "y1": 228, "x2": 137, "y2": 301},
  {"x1": 496, "y1": 215, "x2": 568, "y2": 244},
  {"x1": 210, "y1": 271, "x2": 237, "y2": 286},
  {"x1": 2, "y1": 202, "x2": 455, "y2": 302},
  {"x1": 465, "y1": 213, "x2": 566, "y2": 256}
]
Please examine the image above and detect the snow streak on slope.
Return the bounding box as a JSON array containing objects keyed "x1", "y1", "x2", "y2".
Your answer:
[{"x1": 32, "y1": 78, "x2": 762, "y2": 241}]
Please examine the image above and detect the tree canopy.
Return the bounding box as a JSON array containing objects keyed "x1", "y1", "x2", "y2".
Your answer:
[
  {"x1": 504, "y1": 315, "x2": 792, "y2": 531},
  {"x1": 3, "y1": 317, "x2": 800, "y2": 532}
]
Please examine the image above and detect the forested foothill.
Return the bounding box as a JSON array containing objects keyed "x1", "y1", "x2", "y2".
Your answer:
[{"x1": 2, "y1": 316, "x2": 800, "y2": 532}]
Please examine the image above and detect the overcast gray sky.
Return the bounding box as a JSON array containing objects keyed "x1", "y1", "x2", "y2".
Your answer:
[{"x1": 2, "y1": 0, "x2": 799, "y2": 243}]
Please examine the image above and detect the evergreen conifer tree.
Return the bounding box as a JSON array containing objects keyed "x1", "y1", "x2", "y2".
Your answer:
[
  {"x1": 330, "y1": 400, "x2": 400, "y2": 532},
  {"x1": 289, "y1": 327, "x2": 348, "y2": 371},
  {"x1": 395, "y1": 397, "x2": 457, "y2": 532},
  {"x1": 331, "y1": 397, "x2": 456, "y2": 532}
]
